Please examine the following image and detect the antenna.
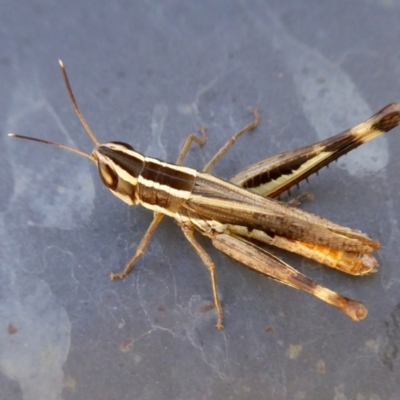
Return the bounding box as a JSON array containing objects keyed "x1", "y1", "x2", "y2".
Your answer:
[
  {"x1": 8, "y1": 133, "x2": 94, "y2": 161},
  {"x1": 8, "y1": 60, "x2": 100, "y2": 161},
  {"x1": 59, "y1": 60, "x2": 99, "y2": 145}
]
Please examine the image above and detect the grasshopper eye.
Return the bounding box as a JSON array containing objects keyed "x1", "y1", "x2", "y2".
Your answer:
[{"x1": 98, "y1": 160, "x2": 118, "y2": 190}]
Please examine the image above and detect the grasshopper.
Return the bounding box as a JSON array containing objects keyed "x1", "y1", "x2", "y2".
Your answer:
[{"x1": 9, "y1": 61, "x2": 400, "y2": 329}]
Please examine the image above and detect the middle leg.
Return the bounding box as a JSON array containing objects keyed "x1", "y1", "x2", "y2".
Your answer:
[{"x1": 180, "y1": 223, "x2": 224, "y2": 329}]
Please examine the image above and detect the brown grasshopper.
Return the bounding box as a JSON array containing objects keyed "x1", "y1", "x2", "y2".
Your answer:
[{"x1": 9, "y1": 61, "x2": 400, "y2": 328}]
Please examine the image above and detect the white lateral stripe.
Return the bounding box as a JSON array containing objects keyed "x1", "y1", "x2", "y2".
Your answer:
[
  {"x1": 143, "y1": 156, "x2": 198, "y2": 178},
  {"x1": 138, "y1": 176, "x2": 193, "y2": 200}
]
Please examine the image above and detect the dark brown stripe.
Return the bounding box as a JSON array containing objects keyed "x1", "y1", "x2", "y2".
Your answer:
[
  {"x1": 97, "y1": 145, "x2": 144, "y2": 179},
  {"x1": 109, "y1": 141, "x2": 134, "y2": 150},
  {"x1": 371, "y1": 103, "x2": 400, "y2": 132},
  {"x1": 141, "y1": 161, "x2": 196, "y2": 192},
  {"x1": 243, "y1": 152, "x2": 313, "y2": 191}
]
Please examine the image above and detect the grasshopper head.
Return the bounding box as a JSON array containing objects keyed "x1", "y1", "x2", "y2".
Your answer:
[{"x1": 8, "y1": 60, "x2": 141, "y2": 206}]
